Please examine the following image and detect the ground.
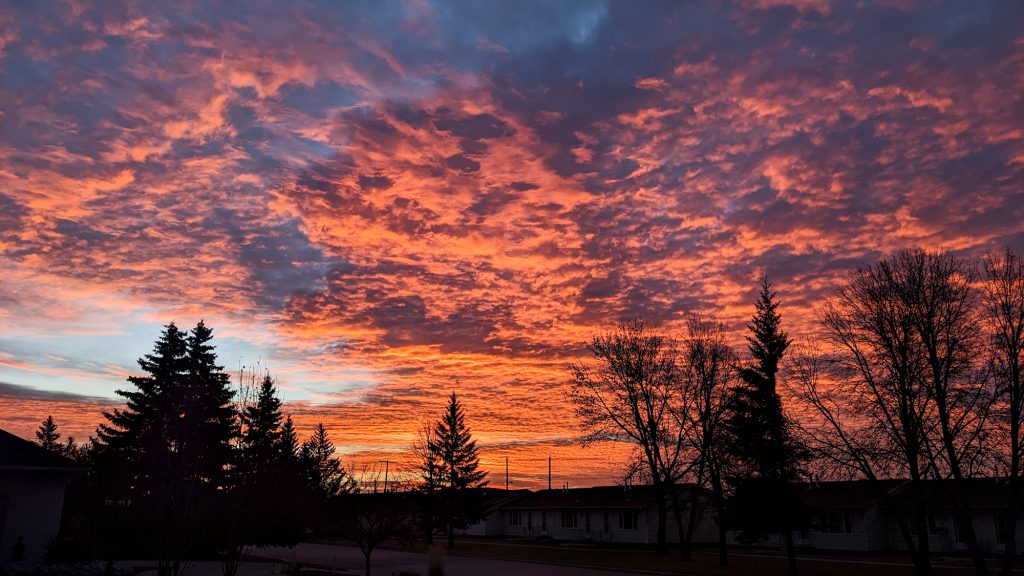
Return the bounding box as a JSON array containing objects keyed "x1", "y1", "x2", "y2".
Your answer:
[{"x1": 238, "y1": 540, "x2": 1024, "y2": 576}]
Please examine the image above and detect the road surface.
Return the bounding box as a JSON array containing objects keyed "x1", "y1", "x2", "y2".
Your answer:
[{"x1": 255, "y1": 542, "x2": 649, "y2": 576}]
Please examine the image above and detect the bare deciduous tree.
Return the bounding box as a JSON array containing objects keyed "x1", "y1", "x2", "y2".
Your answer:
[
  {"x1": 802, "y1": 250, "x2": 996, "y2": 576},
  {"x1": 812, "y1": 254, "x2": 937, "y2": 576},
  {"x1": 568, "y1": 318, "x2": 685, "y2": 555},
  {"x1": 901, "y1": 251, "x2": 992, "y2": 576},
  {"x1": 678, "y1": 314, "x2": 734, "y2": 567},
  {"x1": 982, "y1": 249, "x2": 1024, "y2": 576}
]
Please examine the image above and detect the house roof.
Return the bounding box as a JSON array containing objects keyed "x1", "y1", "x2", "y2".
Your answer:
[
  {"x1": 0, "y1": 428, "x2": 84, "y2": 471},
  {"x1": 799, "y1": 477, "x2": 1023, "y2": 510},
  {"x1": 505, "y1": 484, "x2": 700, "y2": 510},
  {"x1": 798, "y1": 479, "x2": 906, "y2": 509},
  {"x1": 478, "y1": 487, "x2": 532, "y2": 510}
]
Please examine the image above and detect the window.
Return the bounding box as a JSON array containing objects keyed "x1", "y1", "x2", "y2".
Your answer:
[
  {"x1": 618, "y1": 510, "x2": 639, "y2": 530},
  {"x1": 508, "y1": 510, "x2": 522, "y2": 526},
  {"x1": 819, "y1": 510, "x2": 852, "y2": 534},
  {"x1": 995, "y1": 513, "x2": 1010, "y2": 545},
  {"x1": 953, "y1": 513, "x2": 966, "y2": 543},
  {"x1": 561, "y1": 510, "x2": 579, "y2": 528}
]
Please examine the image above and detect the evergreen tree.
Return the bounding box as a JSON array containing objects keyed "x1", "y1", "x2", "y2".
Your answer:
[
  {"x1": 96, "y1": 322, "x2": 189, "y2": 457},
  {"x1": 241, "y1": 374, "x2": 284, "y2": 473},
  {"x1": 426, "y1": 392, "x2": 488, "y2": 548},
  {"x1": 94, "y1": 322, "x2": 191, "y2": 576},
  {"x1": 278, "y1": 415, "x2": 300, "y2": 466},
  {"x1": 183, "y1": 320, "x2": 238, "y2": 491},
  {"x1": 222, "y1": 375, "x2": 304, "y2": 575},
  {"x1": 36, "y1": 415, "x2": 61, "y2": 452},
  {"x1": 724, "y1": 279, "x2": 806, "y2": 576},
  {"x1": 300, "y1": 423, "x2": 353, "y2": 499},
  {"x1": 93, "y1": 321, "x2": 236, "y2": 576}
]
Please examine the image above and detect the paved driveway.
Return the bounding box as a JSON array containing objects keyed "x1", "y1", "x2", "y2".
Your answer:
[{"x1": 255, "y1": 542, "x2": 647, "y2": 576}]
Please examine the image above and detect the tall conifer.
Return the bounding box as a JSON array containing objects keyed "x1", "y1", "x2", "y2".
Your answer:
[
  {"x1": 724, "y1": 279, "x2": 806, "y2": 576},
  {"x1": 36, "y1": 415, "x2": 61, "y2": 452},
  {"x1": 241, "y1": 374, "x2": 284, "y2": 473},
  {"x1": 427, "y1": 392, "x2": 488, "y2": 548}
]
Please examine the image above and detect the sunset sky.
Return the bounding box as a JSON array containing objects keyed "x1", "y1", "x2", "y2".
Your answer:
[{"x1": 0, "y1": 0, "x2": 1021, "y2": 488}]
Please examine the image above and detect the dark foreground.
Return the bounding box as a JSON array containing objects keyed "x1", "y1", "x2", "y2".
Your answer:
[{"x1": 249, "y1": 540, "x2": 1024, "y2": 576}]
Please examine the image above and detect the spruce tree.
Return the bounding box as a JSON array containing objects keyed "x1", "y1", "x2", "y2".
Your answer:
[
  {"x1": 278, "y1": 415, "x2": 300, "y2": 466},
  {"x1": 94, "y1": 322, "x2": 191, "y2": 576},
  {"x1": 223, "y1": 375, "x2": 304, "y2": 569},
  {"x1": 95, "y1": 321, "x2": 189, "y2": 482},
  {"x1": 427, "y1": 392, "x2": 488, "y2": 548},
  {"x1": 300, "y1": 423, "x2": 353, "y2": 499},
  {"x1": 183, "y1": 320, "x2": 237, "y2": 491},
  {"x1": 241, "y1": 374, "x2": 284, "y2": 473},
  {"x1": 724, "y1": 279, "x2": 806, "y2": 576},
  {"x1": 93, "y1": 321, "x2": 237, "y2": 576},
  {"x1": 36, "y1": 415, "x2": 61, "y2": 452}
]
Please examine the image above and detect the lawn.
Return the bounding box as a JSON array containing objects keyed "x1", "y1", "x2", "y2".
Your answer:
[{"x1": 433, "y1": 538, "x2": 1019, "y2": 576}]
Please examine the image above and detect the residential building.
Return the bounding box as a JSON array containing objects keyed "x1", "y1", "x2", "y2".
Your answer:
[{"x1": 0, "y1": 428, "x2": 83, "y2": 562}]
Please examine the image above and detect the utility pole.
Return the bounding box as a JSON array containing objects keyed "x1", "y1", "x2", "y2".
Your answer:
[
  {"x1": 505, "y1": 457, "x2": 509, "y2": 490},
  {"x1": 548, "y1": 456, "x2": 552, "y2": 491},
  {"x1": 378, "y1": 460, "x2": 393, "y2": 493}
]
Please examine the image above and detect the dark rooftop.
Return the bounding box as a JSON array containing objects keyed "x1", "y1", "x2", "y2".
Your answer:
[{"x1": 0, "y1": 428, "x2": 84, "y2": 471}]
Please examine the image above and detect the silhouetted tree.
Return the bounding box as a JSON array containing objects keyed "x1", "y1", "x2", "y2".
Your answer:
[
  {"x1": 94, "y1": 321, "x2": 236, "y2": 576},
  {"x1": 301, "y1": 422, "x2": 354, "y2": 499},
  {"x1": 678, "y1": 315, "x2": 734, "y2": 567},
  {"x1": 724, "y1": 279, "x2": 806, "y2": 576},
  {"x1": 799, "y1": 251, "x2": 992, "y2": 576},
  {"x1": 415, "y1": 424, "x2": 443, "y2": 545},
  {"x1": 336, "y1": 491, "x2": 416, "y2": 576},
  {"x1": 569, "y1": 319, "x2": 684, "y2": 555},
  {"x1": 36, "y1": 415, "x2": 61, "y2": 452},
  {"x1": 425, "y1": 392, "x2": 488, "y2": 548},
  {"x1": 982, "y1": 249, "x2": 1024, "y2": 576},
  {"x1": 902, "y1": 251, "x2": 991, "y2": 576},
  {"x1": 221, "y1": 373, "x2": 307, "y2": 576},
  {"x1": 183, "y1": 320, "x2": 238, "y2": 492},
  {"x1": 278, "y1": 415, "x2": 300, "y2": 465},
  {"x1": 241, "y1": 374, "x2": 284, "y2": 471}
]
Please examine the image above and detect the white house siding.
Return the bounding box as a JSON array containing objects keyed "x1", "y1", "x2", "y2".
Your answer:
[
  {"x1": 460, "y1": 510, "x2": 505, "y2": 536},
  {"x1": 883, "y1": 510, "x2": 1024, "y2": 555},
  {"x1": 0, "y1": 470, "x2": 69, "y2": 561}
]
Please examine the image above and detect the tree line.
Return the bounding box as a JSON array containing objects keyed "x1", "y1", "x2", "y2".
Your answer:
[
  {"x1": 569, "y1": 248, "x2": 1024, "y2": 576},
  {"x1": 32, "y1": 247, "x2": 1023, "y2": 576},
  {"x1": 34, "y1": 322, "x2": 488, "y2": 576}
]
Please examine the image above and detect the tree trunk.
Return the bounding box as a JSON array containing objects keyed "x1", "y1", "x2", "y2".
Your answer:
[
  {"x1": 364, "y1": 550, "x2": 371, "y2": 576},
  {"x1": 911, "y1": 491, "x2": 934, "y2": 576},
  {"x1": 668, "y1": 482, "x2": 692, "y2": 560},
  {"x1": 710, "y1": 468, "x2": 728, "y2": 567},
  {"x1": 1002, "y1": 474, "x2": 1019, "y2": 576},
  {"x1": 447, "y1": 522, "x2": 455, "y2": 549},
  {"x1": 222, "y1": 543, "x2": 243, "y2": 576},
  {"x1": 784, "y1": 530, "x2": 798, "y2": 576},
  {"x1": 656, "y1": 494, "x2": 668, "y2": 554}
]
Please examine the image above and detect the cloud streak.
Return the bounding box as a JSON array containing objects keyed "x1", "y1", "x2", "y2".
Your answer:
[{"x1": 0, "y1": 0, "x2": 1021, "y2": 486}]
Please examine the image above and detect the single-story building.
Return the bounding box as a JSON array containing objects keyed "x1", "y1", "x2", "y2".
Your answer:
[
  {"x1": 0, "y1": 428, "x2": 83, "y2": 562},
  {"x1": 797, "y1": 478, "x2": 1024, "y2": 554},
  {"x1": 459, "y1": 488, "x2": 531, "y2": 536},
  {"x1": 498, "y1": 484, "x2": 717, "y2": 545}
]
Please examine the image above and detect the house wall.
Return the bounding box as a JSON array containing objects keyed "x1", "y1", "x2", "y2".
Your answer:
[
  {"x1": 497, "y1": 504, "x2": 721, "y2": 546},
  {"x1": 460, "y1": 507, "x2": 507, "y2": 536},
  {"x1": 884, "y1": 509, "x2": 1024, "y2": 555},
  {"x1": 805, "y1": 508, "x2": 885, "y2": 552},
  {"x1": 0, "y1": 470, "x2": 70, "y2": 562}
]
